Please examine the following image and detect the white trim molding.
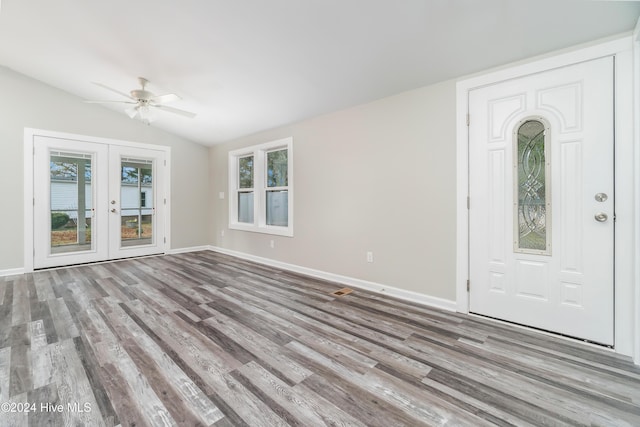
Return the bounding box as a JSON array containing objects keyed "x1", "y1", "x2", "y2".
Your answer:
[
  {"x1": 167, "y1": 245, "x2": 212, "y2": 255},
  {"x1": 209, "y1": 246, "x2": 457, "y2": 312},
  {"x1": 456, "y1": 36, "x2": 638, "y2": 361},
  {"x1": 633, "y1": 18, "x2": 640, "y2": 365},
  {"x1": 0, "y1": 268, "x2": 26, "y2": 278}
]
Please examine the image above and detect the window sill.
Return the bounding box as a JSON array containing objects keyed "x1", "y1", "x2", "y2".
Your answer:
[{"x1": 228, "y1": 222, "x2": 293, "y2": 237}]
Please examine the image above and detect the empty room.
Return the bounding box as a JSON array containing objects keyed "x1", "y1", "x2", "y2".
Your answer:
[{"x1": 1, "y1": 1, "x2": 640, "y2": 425}]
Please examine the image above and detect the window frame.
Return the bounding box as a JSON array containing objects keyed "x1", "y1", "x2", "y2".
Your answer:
[
  {"x1": 228, "y1": 137, "x2": 293, "y2": 236},
  {"x1": 236, "y1": 154, "x2": 255, "y2": 224}
]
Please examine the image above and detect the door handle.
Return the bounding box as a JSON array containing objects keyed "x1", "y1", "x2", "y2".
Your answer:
[
  {"x1": 594, "y1": 212, "x2": 608, "y2": 222},
  {"x1": 110, "y1": 208, "x2": 117, "y2": 213}
]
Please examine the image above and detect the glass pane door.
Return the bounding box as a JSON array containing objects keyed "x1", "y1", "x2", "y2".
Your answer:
[
  {"x1": 120, "y1": 159, "x2": 154, "y2": 247},
  {"x1": 109, "y1": 145, "x2": 165, "y2": 260},
  {"x1": 34, "y1": 135, "x2": 167, "y2": 269},
  {"x1": 34, "y1": 138, "x2": 109, "y2": 269}
]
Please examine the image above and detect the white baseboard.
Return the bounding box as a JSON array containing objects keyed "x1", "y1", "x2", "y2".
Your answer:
[
  {"x1": 0, "y1": 267, "x2": 25, "y2": 277},
  {"x1": 167, "y1": 245, "x2": 212, "y2": 255},
  {"x1": 208, "y1": 245, "x2": 457, "y2": 312}
]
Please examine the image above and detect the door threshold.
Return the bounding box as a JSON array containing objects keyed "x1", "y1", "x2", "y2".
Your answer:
[
  {"x1": 468, "y1": 312, "x2": 614, "y2": 350},
  {"x1": 33, "y1": 252, "x2": 165, "y2": 272}
]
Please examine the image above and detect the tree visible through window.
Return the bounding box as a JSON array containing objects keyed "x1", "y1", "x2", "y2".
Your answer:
[
  {"x1": 237, "y1": 155, "x2": 254, "y2": 223},
  {"x1": 266, "y1": 149, "x2": 288, "y2": 227}
]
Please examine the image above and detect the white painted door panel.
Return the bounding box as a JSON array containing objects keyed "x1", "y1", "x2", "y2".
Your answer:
[{"x1": 469, "y1": 57, "x2": 614, "y2": 345}]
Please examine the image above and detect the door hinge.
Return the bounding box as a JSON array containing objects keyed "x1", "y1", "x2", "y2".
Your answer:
[
  {"x1": 164, "y1": 198, "x2": 167, "y2": 205},
  {"x1": 164, "y1": 160, "x2": 167, "y2": 166},
  {"x1": 164, "y1": 237, "x2": 166, "y2": 244},
  {"x1": 467, "y1": 196, "x2": 470, "y2": 210},
  {"x1": 466, "y1": 279, "x2": 470, "y2": 292},
  {"x1": 466, "y1": 114, "x2": 470, "y2": 126}
]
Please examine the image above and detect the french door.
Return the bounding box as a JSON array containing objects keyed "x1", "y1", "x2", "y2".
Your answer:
[
  {"x1": 33, "y1": 135, "x2": 167, "y2": 269},
  {"x1": 468, "y1": 56, "x2": 614, "y2": 345}
]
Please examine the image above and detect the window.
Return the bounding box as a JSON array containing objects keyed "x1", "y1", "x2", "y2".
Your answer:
[
  {"x1": 237, "y1": 155, "x2": 254, "y2": 224},
  {"x1": 229, "y1": 137, "x2": 293, "y2": 236}
]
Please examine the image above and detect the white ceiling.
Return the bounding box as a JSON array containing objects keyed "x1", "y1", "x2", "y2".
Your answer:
[{"x1": 0, "y1": 1, "x2": 638, "y2": 146}]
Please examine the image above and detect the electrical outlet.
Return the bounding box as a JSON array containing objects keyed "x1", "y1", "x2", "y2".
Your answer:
[
  {"x1": 270, "y1": 240, "x2": 275, "y2": 248},
  {"x1": 366, "y1": 251, "x2": 374, "y2": 263},
  {"x1": 221, "y1": 230, "x2": 225, "y2": 237},
  {"x1": 219, "y1": 192, "x2": 225, "y2": 199}
]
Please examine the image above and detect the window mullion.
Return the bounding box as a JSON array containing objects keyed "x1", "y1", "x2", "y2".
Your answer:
[{"x1": 255, "y1": 149, "x2": 266, "y2": 228}]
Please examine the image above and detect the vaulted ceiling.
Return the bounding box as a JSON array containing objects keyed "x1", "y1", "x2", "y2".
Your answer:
[{"x1": 0, "y1": 1, "x2": 638, "y2": 146}]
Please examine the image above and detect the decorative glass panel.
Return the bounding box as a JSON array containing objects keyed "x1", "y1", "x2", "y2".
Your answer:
[
  {"x1": 239, "y1": 156, "x2": 254, "y2": 189},
  {"x1": 267, "y1": 149, "x2": 287, "y2": 187},
  {"x1": 516, "y1": 119, "x2": 550, "y2": 253},
  {"x1": 266, "y1": 190, "x2": 288, "y2": 226}
]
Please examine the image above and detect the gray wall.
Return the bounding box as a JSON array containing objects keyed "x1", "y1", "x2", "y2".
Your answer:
[
  {"x1": 210, "y1": 79, "x2": 457, "y2": 301},
  {"x1": 0, "y1": 65, "x2": 210, "y2": 271}
]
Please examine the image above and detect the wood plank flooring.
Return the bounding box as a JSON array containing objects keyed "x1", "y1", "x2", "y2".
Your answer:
[{"x1": 0, "y1": 250, "x2": 639, "y2": 426}]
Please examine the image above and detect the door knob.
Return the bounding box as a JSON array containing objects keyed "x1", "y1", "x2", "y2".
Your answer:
[
  {"x1": 111, "y1": 200, "x2": 116, "y2": 204},
  {"x1": 110, "y1": 208, "x2": 117, "y2": 213},
  {"x1": 594, "y1": 212, "x2": 608, "y2": 222}
]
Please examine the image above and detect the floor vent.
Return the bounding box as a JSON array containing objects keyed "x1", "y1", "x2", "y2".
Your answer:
[{"x1": 331, "y1": 287, "x2": 353, "y2": 297}]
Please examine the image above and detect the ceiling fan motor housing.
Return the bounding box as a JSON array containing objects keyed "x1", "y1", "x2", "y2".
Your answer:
[{"x1": 130, "y1": 89, "x2": 153, "y2": 102}]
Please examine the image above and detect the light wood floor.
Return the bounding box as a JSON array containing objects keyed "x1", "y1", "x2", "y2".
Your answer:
[{"x1": 1, "y1": 251, "x2": 639, "y2": 426}]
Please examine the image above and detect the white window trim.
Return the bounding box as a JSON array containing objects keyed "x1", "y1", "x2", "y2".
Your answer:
[{"x1": 228, "y1": 137, "x2": 293, "y2": 237}]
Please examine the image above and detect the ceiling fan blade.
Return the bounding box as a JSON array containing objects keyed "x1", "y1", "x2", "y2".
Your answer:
[
  {"x1": 92, "y1": 82, "x2": 135, "y2": 100},
  {"x1": 152, "y1": 93, "x2": 181, "y2": 104},
  {"x1": 154, "y1": 104, "x2": 197, "y2": 118},
  {"x1": 84, "y1": 100, "x2": 137, "y2": 104}
]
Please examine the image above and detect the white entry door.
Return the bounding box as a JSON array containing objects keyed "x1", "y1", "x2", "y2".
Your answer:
[
  {"x1": 468, "y1": 57, "x2": 614, "y2": 345},
  {"x1": 33, "y1": 135, "x2": 167, "y2": 269}
]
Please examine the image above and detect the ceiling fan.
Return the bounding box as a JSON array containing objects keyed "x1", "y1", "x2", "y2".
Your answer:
[{"x1": 85, "y1": 77, "x2": 196, "y2": 124}]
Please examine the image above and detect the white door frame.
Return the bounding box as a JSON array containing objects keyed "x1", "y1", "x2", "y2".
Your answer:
[
  {"x1": 633, "y1": 20, "x2": 640, "y2": 365},
  {"x1": 456, "y1": 36, "x2": 638, "y2": 362},
  {"x1": 24, "y1": 128, "x2": 172, "y2": 272}
]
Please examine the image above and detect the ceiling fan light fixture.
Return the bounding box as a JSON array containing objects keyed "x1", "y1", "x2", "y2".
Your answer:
[{"x1": 137, "y1": 105, "x2": 157, "y2": 124}]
